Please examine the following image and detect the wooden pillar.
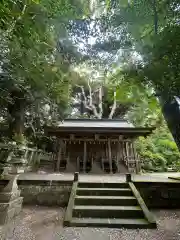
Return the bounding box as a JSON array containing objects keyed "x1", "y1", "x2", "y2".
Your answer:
[
  {"x1": 125, "y1": 141, "x2": 129, "y2": 170},
  {"x1": 121, "y1": 141, "x2": 124, "y2": 161},
  {"x1": 100, "y1": 141, "x2": 104, "y2": 172},
  {"x1": 117, "y1": 136, "x2": 123, "y2": 173},
  {"x1": 105, "y1": 140, "x2": 108, "y2": 158},
  {"x1": 108, "y1": 138, "x2": 112, "y2": 174},
  {"x1": 66, "y1": 141, "x2": 70, "y2": 168},
  {"x1": 83, "y1": 141, "x2": 87, "y2": 173},
  {"x1": 127, "y1": 141, "x2": 134, "y2": 173},
  {"x1": 131, "y1": 141, "x2": 140, "y2": 173},
  {"x1": 136, "y1": 153, "x2": 141, "y2": 173},
  {"x1": 64, "y1": 141, "x2": 68, "y2": 167},
  {"x1": 124, "y1": 142, "x2": 127, "y2": 165},
  {"x1": 122, "y1": 141, "x2": 125, "y2": 165},
  {"x1": 56, "y1": 139, "x2": 62, "y2": 171},
  {"x1": 117, "y1": 141, "x2": 121, "y2": 173},
  {"x1": 128, "y1": 141, "x2": 136, "y2": 173},
  {"x1": 129, "y1": 142, "x2": 133, "y2": 172},
  {"x1": 52, "y1": 152, "x2": 56, "y2": 171},
  {"x1": 77, "y1": 156, "x2": 80, "y2": 171}
]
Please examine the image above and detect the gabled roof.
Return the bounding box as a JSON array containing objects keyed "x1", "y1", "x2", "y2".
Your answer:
[
  {"x1": 45, "y1": 119, "x2": 154, "y2": 138},
  {"x1": 57, "y1": 119, "x2": 134, "y2": 128}
]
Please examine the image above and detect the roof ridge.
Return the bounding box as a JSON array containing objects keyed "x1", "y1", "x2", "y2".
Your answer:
[{"x1": 64, "y1": 118, "x2": 127, "y2": 122}]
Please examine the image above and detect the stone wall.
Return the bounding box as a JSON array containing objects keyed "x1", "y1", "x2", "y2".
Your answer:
[
  {"x1": 135, "y1": 182, "x2": 180, "y2": 208},
  {"x1": 17, "y1": 180, "x2": 72, "y2": 207},
  {"x1": 1, "y1": 179, "x2": 180, "y2": 209}
]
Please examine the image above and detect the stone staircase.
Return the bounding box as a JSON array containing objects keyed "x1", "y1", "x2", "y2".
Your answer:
[{"x1": 64, "y1": 180, "x2": 157, "y2": 229}]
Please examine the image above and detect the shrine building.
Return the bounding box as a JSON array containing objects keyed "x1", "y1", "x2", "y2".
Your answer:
[{"x1": 45, "y1": 119, "x2": 154, "y2": 174}]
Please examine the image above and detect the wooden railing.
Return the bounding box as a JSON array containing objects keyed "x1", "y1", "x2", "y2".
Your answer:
[{"x1": 123, "y1": 155, "x2": 141, "y2": 173}]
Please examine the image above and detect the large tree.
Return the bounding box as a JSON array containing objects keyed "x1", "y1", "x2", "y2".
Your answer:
[
  {"x1": 70, "y1": 62, "x2": 133, "y2": 119},
  {"x1": 0, "y1": 0, "x2": 87, "y2": 140},
  {"x1": 88, "y1": 0, "x2": 180, "y2": 148}
]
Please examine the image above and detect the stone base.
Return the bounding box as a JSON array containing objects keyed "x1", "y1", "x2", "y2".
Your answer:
[
  {"x1": 0, "y1": 190, "x2": 21, "y2": 202},
  {"x1": 0, "y1": 196, "x2": 23, "y2": 225},
  {"x1": 0, "y1": 176, "x2": 23, "y2": 226}
]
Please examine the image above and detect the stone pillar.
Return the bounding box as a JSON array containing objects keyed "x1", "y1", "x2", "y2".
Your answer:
[{"x1": 0, "y1": 175, "x2": 23, "y2": 225}]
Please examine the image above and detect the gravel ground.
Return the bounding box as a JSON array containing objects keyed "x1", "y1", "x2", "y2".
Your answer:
[{"x1": 2, "y1": 207, "x2": 180, "y2": 240}]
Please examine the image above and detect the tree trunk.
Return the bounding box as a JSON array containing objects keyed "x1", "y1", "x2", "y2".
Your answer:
[
  {"x1": 7, "y1": 90, "x2": 26, "y2": 138},
  {"x1": 80, "y1": 93, "x2": 84, "y2": 116},
  {"x1": 159, "y1": 95, "x2": 180, "y2": 150}
]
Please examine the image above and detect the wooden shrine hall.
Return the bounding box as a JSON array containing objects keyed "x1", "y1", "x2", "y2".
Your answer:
[{"x1": 45, "y1": 119, "x2": 154, "y2": 174}]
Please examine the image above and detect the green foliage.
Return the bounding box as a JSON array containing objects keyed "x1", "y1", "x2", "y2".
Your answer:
[
  {"x1": 136, "y1": 123, "x2": 180, "y2": 172},
  {"x1": 99, "y1": 0, "x2": 180, "y2": 166},
  {"x1": 126, "y1": 96, "x2": 163, "y2": 127},
  {"x1": 99, "y1": 0, "x2": 180, "y2": 97},
  {"x1": 0, "y1": 0, "x2": 87, "y2": 141},
  {"x1": 12, "y1": 133, "x2": 27, "y2": 145}
]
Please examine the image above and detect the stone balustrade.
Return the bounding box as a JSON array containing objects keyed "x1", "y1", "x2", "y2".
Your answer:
[{"x1": 0, "y1": 143, "x2": 42, "y2": 174}]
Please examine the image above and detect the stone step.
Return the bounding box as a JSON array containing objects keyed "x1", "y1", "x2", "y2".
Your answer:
[
  {"x1": 78, "y1": 182, "x2": 129, "y2": 189},
  {"x1": 73, "y1": 205, "x2": 144, "y2": 218},
  {"x1": 67, "y1": 217, "x2": 156, "y2": 229},
  {"x1": 75, "y1": 195, "x2": 137, "y2": 206},
  {"x1": 76, "y1": 187, "x2": 133, "y2": 196}
]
